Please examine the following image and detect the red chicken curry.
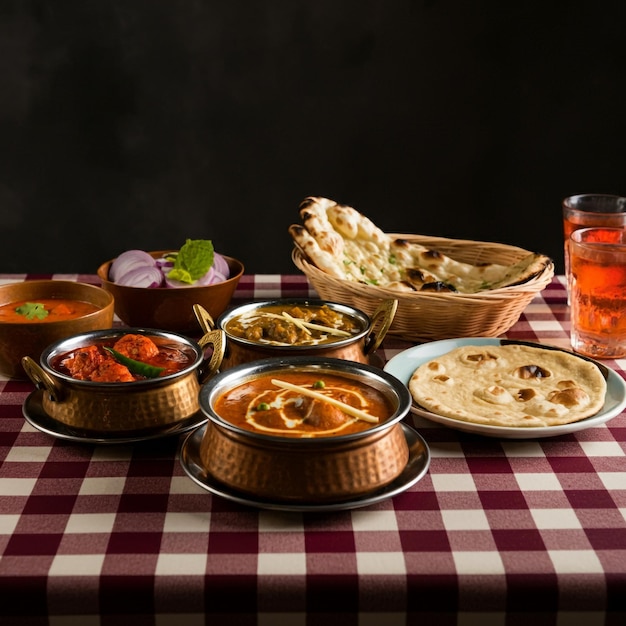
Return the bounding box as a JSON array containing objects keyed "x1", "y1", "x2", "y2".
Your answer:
[{"x1": 53, "y1": 334, "x2": 195, "y2": 382}]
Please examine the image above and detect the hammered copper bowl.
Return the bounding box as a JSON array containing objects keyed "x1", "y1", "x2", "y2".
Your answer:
[
  {"x1": 0, "y1": 280, "x2": 115, "y2": 380},
  {"x1": 196, "y1": 356, "x2": 412, "y2": 503},
  {"x1": 195, "y1": 297, "x2": 397, "y2": 370},
  {"x1": 21, "y1": 327, "x2": 225, "y2": 433},
  {"x1": 96, "y1": 251, "x2": 244, "y2": 334}
]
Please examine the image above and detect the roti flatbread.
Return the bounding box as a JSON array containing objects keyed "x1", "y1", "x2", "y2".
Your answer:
[
  {"x1": 408, "y1": 343, "x2": 607, "y2": 427},
  {"x1": 289, "y1": 196, "x2": 552, "y2": 293}
]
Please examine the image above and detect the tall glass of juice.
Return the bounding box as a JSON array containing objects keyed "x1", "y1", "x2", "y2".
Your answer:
[
  {"x1": 569, "y1": 227, "x2": 626, "y2": 359},
  {"x1": 562, "y1": 194, "x2": 626, "y2": 304}
]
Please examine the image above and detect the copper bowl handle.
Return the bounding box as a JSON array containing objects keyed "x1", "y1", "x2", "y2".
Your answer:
[
  {"x1": 364, "y1": 298, "x2": 398, "y2": 355},
  {"x1": 197, "y1": 329, "x2": 226, "y2": 383},
  {"x1": 21, "y1": 356, "x2": 65, "y2": 402},
  {"x1": 193, "y1": 304, "x2": 217, "y2": 334}
]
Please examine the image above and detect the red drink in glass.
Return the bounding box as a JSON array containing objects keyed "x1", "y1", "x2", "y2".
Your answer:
[
  {"x1": 569, "y1": 227, "x2": 626, "y2": 358},
  {"x1": 562, "y1": 194, "x2": 626, "y2": 305}
]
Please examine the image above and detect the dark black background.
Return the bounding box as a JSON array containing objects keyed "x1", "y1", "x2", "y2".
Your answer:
[{"x1": 1, "y1": 1, "x2": 624, "y2": 275}]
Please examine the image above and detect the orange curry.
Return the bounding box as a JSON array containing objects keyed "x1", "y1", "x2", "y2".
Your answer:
[
  {"x1": 0, "y1": 298, "x2": 100, "y2": 323},
  {"x1": 214, "y1": 371, "x2": 393, "y2": 437}
]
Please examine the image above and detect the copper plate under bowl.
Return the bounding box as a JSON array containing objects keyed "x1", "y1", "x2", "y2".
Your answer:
[
  {"x1": 23, "y1": 389, "x2": 206, "y2": 445},
  {"x1": 180, "y1": 421, "x2": 430, "y2": 512}
]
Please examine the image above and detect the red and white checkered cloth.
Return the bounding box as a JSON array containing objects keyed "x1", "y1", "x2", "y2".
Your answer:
[{"x1": 0, "y1": 274, "x2": 625, "y2": 625}]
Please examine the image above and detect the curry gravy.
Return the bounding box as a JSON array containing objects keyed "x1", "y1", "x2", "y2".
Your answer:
[
  {"x1": 223, "y1": 304, "x2": 360, "y2": 346},
  {"x1": 52, "y1": 334, "x2": 196, "y2": 382},
  {"x1": 0, "y1": 298, "x2": 100, "y2": 323},
  {"x1": 213, "y1": 371, "x2": 394, "y2": 437}
]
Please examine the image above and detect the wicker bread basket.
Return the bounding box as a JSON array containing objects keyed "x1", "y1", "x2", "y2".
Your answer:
[{"x1": 292, "y1": 234, "x2": 554, "y2": 343}]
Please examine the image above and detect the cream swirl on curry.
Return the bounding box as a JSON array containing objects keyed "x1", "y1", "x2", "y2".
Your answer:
[{"x1": 214, "y1": 372, "x2": 393, "y2": 437}]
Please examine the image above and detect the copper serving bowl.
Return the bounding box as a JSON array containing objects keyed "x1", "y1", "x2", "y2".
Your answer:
[
  {"x1": 96, "y1": 251, "x2": 244, "y2": 334},
  {"x1": 21, "y1": 327, "x2": 225, "y2": 433},
  {"x1": 0, "y1": 280, "x2": 115, "y2": 380},
  {"x1": 196, "y1": 356, "x2": 412, "y2": 502},
  {"x1": 194, "y1": 298, "x2": 397, "y2": 370}
]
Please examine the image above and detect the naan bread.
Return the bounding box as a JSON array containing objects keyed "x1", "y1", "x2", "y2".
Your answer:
[
  {"x1": 289, "y1": 196, "x2": 552, "y2": 293},
  {"x1": 408, "y1": 344, "x2": 607, "y2": 427}
]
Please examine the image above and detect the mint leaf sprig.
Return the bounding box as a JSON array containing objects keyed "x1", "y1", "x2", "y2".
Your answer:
[{"x1": 166, "y1": 239, "x2": 215, "y2": 285}]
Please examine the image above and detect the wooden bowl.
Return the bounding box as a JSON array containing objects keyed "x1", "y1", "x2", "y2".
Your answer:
[
  {"x1": 0, "y1": 280, "x2": 115, "y2": 380},
  {"x1": 97, "y1": 251, "x2": 244, "y2": 334}
]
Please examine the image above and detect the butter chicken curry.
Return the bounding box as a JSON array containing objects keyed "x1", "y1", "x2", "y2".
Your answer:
[{"x1": 214, "y1": 371, "x2": 394, "y2": 437}]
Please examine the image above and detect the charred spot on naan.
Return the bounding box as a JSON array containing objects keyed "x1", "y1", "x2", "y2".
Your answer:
[
  {"x1": 404, "y1": 267, "x2": 457, "y2": 292},
  {"x1": 460, "y1": 350, "x2": 501, "y2": 367},
  {"x1": 420, "y1": 282, "x2": 458, "y2": 292},
  {"x1": 399, "y1": 243, "x2": 449, "y2": 273},
  {"x1": 547, "y1": 386, "x2": 591, "y2": 409},
  {"x1": 514, "y1": 364, "x2": 551, "y2": 379},
  {"x1": 516, "y1": 388, "x2": 538, "y2": 401}
]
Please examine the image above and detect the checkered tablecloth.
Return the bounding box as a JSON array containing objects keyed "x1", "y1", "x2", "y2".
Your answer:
[{"x1": 1, "y1": 274, "x2": 625, "y2": 626}]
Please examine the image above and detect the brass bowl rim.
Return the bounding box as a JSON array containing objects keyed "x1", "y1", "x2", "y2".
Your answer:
[
  {"x1": 216, "y1": 298, "x2": 371, "y2": 350},
  {"x1": 198, "y1": 355, "x2": 412, "y2": 445}
]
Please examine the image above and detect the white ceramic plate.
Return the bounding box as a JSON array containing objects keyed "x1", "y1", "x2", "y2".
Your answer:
[{"x1": 384, "y1": 337, "x2": 626, "y2": 439}]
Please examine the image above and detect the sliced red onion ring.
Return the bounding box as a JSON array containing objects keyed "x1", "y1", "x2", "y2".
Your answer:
[
  {"x1": 212, "y1": 253, "x2": 230, "y2": 280},
  {"x1": 109, "y1": 250, "x2": 157, "y2": 282},
  {"x1": 115, "y1": 265, "x2": 164, "y2": 288},
  {"x1": 155, "y1": 257, "x2": 175, "y2": 272}
]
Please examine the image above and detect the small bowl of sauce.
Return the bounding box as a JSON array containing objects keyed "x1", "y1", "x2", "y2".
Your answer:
[{"x1": 0, "y1": 280, "x2": 115, "y2": 379}]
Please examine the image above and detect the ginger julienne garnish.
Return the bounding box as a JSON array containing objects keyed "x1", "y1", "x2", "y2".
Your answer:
[{"x1": 271, "y1": 378, "x2": 379, "y2": 424}]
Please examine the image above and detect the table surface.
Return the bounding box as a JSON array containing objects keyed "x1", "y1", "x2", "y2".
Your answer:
[{"x1": 1, "y1": 273, "x2": 625, "y2": 626}]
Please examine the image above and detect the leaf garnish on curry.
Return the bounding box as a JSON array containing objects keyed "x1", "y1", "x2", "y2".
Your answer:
[{"x1": 0, "y1": 299, "x2": 100, "y2": 323}]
